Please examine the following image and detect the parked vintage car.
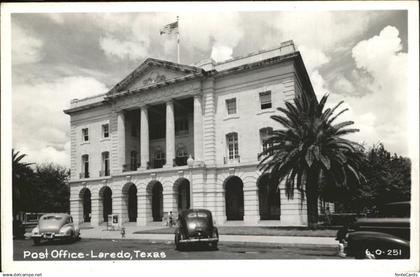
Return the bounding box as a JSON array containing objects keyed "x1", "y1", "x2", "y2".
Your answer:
[
  {"x1": 31, "y1": 213, "x2": 80, "y2": 245},
  {"x1": 174, "y1": 209, "x2": 219, "y2": 250},
  {"x1": 344, "y1": 201, "x2": 410, "y2": 259}
]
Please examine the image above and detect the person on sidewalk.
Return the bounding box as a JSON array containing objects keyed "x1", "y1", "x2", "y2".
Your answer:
[{"x1": 121, "y1": 226, "x2": 126, "y2": 239}]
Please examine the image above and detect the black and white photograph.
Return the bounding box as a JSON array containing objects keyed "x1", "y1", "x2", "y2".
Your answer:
[{"x1": 1, "y1": 1, "x2": 419, "y2": 276}]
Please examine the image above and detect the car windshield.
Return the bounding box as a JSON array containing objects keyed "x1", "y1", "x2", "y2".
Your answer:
[
  {"x1": 42, "y1": 216, "x2": 62, "y2": 220},
  {"x1": 186, "y1": 212, "x2": 208, "y2": 218}
]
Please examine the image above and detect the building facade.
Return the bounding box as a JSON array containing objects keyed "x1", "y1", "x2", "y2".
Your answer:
[{"x1": 64, "y1": 40, "x2": 317, "y2": 227}]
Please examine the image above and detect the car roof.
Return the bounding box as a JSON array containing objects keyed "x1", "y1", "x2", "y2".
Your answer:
[
  {"x1": 384, "y1": 201, "x2": 410, "y2": 206},
  {"x1": 41, "y1": 213, "x2": 70, "y2": 218},
  {"x1": 179, "y1": 209, "x2": 212, "y2": 216}
]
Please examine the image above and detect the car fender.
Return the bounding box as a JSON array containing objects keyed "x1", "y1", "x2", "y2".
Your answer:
[
  {"x1": 348, "y1": 231, "x2": 409, "y2": 246},
  {"x1": 59, "y1": 225, "x2": 74, "y2": 236},
  {"x1": 347, "y1": 231, "x2": 409, "y2": 257}
]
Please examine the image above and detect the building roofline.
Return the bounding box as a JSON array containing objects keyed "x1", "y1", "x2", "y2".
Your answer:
[{"x1": 64, "y1": 47, "x2": 316, "y2": 114}]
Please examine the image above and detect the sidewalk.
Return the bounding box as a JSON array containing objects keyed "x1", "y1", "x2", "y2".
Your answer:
[{"x1": 78, "y1": 225, "x2": 338, "y2": 248}]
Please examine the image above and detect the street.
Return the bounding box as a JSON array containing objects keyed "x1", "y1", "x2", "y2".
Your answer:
[{"x1": 13, "y1": 238, "x2": 341, "y2": 260}]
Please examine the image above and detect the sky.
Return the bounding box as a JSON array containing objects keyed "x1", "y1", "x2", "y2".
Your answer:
[{"x1": 10, "y1": 8, "x2": 411, "y2": 167}]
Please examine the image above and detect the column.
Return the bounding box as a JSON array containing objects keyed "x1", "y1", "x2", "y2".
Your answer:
[
  {"x1": 117, "y1": 112, "x2": 126, "y2": 172},
  {"x1": 203, "y1": 83, "x2": 216, "y2": 166},
  {"x1": 137, "y1": 193, "x2": 147, "y2": 226},
  {"x1": 113, "y1": 192, "x2": 125, "y2": 226},
  {"x1": 140, "y1": 106, "x2": 149, "y2": 169},
  {"x1": 243, "y1": 186, "x2": 259, "y2": 225},
  {"x1": 193, "y1": 94, "x2": 204, "y2": 164},
  {"x1": 164, "y1": 100, "x2": 175, "y2": 167},
  {"x1": 91, "y1": 197, "x2": 101, "y2": 226},
  {"x1": 279, "y1": 185, "x2": 308, "y2": 227}
]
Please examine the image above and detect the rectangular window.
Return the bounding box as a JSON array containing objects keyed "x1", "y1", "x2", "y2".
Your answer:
[
  {"x1": 259, "y1": 91, "x2": 272, "y2": 110},
  {"x1": 102, "y1": 124, "x2": 109, "y2": 138},
  {"x1": 175, "y1": 118, "x2": 189, "y2": 136},
  {"x1": 260, "y1": 128, "x2": 274, "y2": 156},
  {"x1": 130, "y1": 151, "x2": 138, "y2": 171},
  {"x1": 81, "y1": 155, "x2": 89, "y2": 178},
  {"x1": 226, "y1": 98, "x2": 237, "y2": 115},
  {"x1": 226, "y1": 133, "x2": 239, "y2": 160},
  {"x1": 82, "y1": 128, "x2": 89, "y2": 142},
  {"x1": 102, "y1": 152, "x2": 110, "y2": 176}
]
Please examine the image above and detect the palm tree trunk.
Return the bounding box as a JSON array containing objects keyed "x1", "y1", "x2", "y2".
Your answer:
[{"x1": 306, "y1": 167, "x2": 320, "y2": 229}]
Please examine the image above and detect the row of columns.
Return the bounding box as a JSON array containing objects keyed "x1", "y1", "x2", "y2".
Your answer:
[{"x1": 117, "y1": 95, "x2": 203, "y2": 171}]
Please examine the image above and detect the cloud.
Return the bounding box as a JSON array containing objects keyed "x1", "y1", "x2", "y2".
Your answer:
[
  {"x1": 99, "y1": 36, "x2": 149, "y2": 60},
  {"x1": 270, "y1": 11, "x2": 371, "y2": 52},
  {"x1": 298, "y1": 45, "x2": 330, "y2": 73},
  {"x1": 211, "y1": 45, "x2": 233, "y2": 62},
  {"x1": 46, "y1": 13, "x2": 65, "y2": 24},
  {"x1": 12, "y1": 23, "x2": 44, "y2": 65},
  {"x1": 332, "y1": 75, "x2": 355, "y2": 95},
  {"x1": 94, "y1": 12, "x2": 244, "y2": 62},
  {"x1": 333, "y1": 26, "x2": 408, "y2": 155},
  {"x1": 13, "y1": 76, "x2": 108, "y2": 166}
]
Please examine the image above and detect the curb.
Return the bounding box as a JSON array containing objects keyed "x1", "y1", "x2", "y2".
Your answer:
[{"x1": 76, "y1": 236, "x2": 338, "y2": 249}]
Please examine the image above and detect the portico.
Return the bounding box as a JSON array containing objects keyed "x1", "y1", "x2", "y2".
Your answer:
[{"x1": 116, "y1": 95, "x2": 202, "y2": 172}]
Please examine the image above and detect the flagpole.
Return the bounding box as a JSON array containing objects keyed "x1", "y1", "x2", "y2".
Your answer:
[{"x1": 177, "y1": 16, "x2": 180, "y2": 64}]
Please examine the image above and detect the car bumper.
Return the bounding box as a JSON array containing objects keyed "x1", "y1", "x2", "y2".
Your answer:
[
  {"x1": 31, "y1": 233, "x2": 72, "y2": 240},
  {"x1": 179, "y1": 237, "x2": 218, "y2": 243}
]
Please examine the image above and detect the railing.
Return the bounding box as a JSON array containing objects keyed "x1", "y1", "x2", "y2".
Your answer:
[
  {"x1": 174, "y1": 157, "x2": 188, "y2": 167},
  {"x1": 122, "y1": 163, "x2": 141, "y2": 172},
  {"x1": 99, "y1": 170, "x2": 110, "y2": 177},
  {"x1": 79, "y1": 172, "x2": 89, "y2": 179},
  {"x1": 223, "y1": 155, "x2": 240, "y2": 164}
]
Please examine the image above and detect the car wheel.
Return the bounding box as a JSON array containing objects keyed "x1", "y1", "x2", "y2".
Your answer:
[
  {"x1": 210, "y1": 242, "x2": 218, "y2": 251},
  {"x1": 33, "y1": 238, "x2": 41, "y2": 245},
  {"x1": 175, "y1": 233, "x2": 181, "y2": 250}
]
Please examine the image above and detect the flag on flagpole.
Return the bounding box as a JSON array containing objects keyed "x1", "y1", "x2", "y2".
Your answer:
[
  {"x1": 160, "y1": 21, "x2": 179, "y2": 35},
  {"x1": 160, "y1": 17, "x2": 180, "y2": 63}
]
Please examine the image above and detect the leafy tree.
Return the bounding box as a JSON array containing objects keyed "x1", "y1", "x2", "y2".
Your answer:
[
  {"x1": 332, "y1": 143, "x2": 411, "y2": 214},
  {"x1": 258, "y1": 93, "x2": 365, "y2": 228},
  {"x1": 32, "y1": 163, "x2": 70, "y2": 213}
]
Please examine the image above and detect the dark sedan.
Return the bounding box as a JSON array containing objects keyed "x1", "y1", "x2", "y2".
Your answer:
[
  {"x1": 344, "y1": 201, "x2": 410, "y2": 259},
  {"x1": 174, "y1": 209, "x2": 219, "y2": 250}
]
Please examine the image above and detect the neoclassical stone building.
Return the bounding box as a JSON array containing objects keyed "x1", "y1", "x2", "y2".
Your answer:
[{"x1": 64, "y1": 40, "x2": 316, "y2": 227}]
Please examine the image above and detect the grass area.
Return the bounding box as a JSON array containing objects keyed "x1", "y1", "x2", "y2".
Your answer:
[{"x1": 133, "y1": 226, "x2": 337, "y2": 237}]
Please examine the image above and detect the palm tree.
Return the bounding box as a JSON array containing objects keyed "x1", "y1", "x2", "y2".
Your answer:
[
  {"x1": 12, "y1": 149, "x2": 34, "y2": 218},
  {"x1": 258, "y1": 93, "x2": 365, "y2": 228}
]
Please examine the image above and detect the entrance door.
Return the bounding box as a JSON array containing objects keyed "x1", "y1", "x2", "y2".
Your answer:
[
  {"x1": 128, "y1": 185, "x2": 137, "y2": 222},
  {"x1": 102, "y1": 187, "x2": 112, "y2": 222},
  {"x1": 82, "y1": 189, "x2": 91, "y2": 222},
  {"x1": 225, "y1": 176, "x2": 244, "y2": 220},
  {"x1": 152, "y1": 183, "x2": 163, "y2": 221},
  {"x1": 258, "y1": 175, "x2": 280, "y2": 220},
  {"x1": 177, "y1": 181, "x2": 190, "y2": 212}
]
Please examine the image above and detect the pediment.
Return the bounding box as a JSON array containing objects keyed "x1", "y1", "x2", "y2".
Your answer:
[
  {"x1": 125, "y1": 67, "x2": 186, "y2": 91},
  {"x1": 107, "y1": 58, "x2": 203, "y2": 96}
]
